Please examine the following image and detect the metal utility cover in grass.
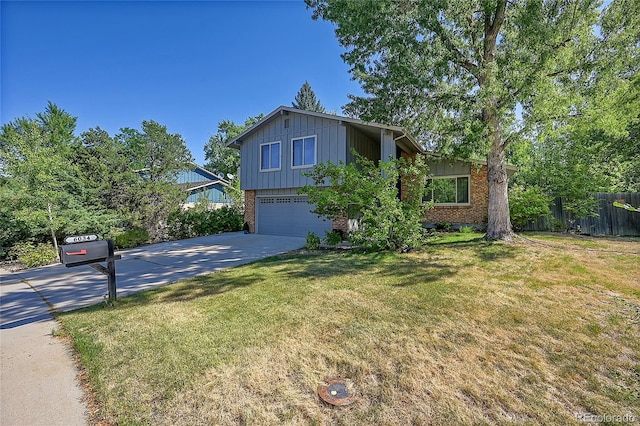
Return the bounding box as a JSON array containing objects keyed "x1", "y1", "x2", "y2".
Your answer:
[{"x1": 317, "y1": 378, "x2": 356, "y2": 406}]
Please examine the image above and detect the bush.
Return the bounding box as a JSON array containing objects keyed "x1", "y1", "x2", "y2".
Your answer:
[
  {"x1": 114, "y1": 228, "x2": 149, "y2": 249},
  {"x1": 9, "y1": 241, "x2": 58, "y2": 268},
  {"x1": 435, "y1": 221, "x2": 452, "y2": 231},
  {"x1": 300, "y1": 153, "x2": 431, "y2": 252},
  {"x1": 459, "y1": 225, "x2": 474, "y2": 234},
  {"x1": 324, "y1": 230, "x2": 343, "y2": 246},
  {"x1": 509, "y1": 185, "x2": 552, "y2": 230},
  {"x1": 167, "y1": 206, "x2": 243, "y2": 240},
  {"x1": 305, "y1": 232, "x2": 321, "y2": 250}
]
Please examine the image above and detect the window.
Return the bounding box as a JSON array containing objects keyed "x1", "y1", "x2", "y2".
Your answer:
[
  {"x1": 291, "y1": 136, "x2": 316, "y2": 168},
  {"x1": 424, "y1": 176, "x2": 470, "y2": 204},
  {"x1": 260, "y1": 142, "x2": 281, "y2": 171}
]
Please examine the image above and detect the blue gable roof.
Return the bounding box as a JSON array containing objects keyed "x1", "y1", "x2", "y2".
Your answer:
[{"x1": 177, "y1": 164, "x2": 232, "y2": 205}]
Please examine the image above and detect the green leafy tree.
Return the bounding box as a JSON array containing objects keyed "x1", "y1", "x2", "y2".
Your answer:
[
  {"x1": 204, "y1": 114, "x2": 264, "y2": 211},
  {"x1": 306, "y1": 0, "x2": 625, "y2": 240},
  {"x1": 292, "y1": 81, "x2": 326, "y2": 113},
  {"x1": 120, "y1": 120, "x2": 193, "y2": 182},
  {"x1": 75, "y1": 128, "x2": 129, "y2": 209},
  {"x1": 116, "y1": 121, "x2": 193, "y2": 240},
  {"x1": 204, "y1": 114, "x2": 263, "y2": 178},
  {"x1": 73, "y1": 127, "x2": 141, "y2": 230},
  {"x1": 300, "y1": 154, "x2": 430, "y2": 251},
  {"x1": 0, "y1": 103, "x2": 106, "y2": 258},
  {"x1": 510, "y1": 2, "x2": 639, "y2": 223},
  {"x1": 508, "y1": 185, "x2": 552, "y2": 230},
  {"x1": 0, "y1": 178, "x2": 30, "y2": 257}
]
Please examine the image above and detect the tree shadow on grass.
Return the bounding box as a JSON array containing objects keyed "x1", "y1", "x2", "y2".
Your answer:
[
  {"x1": 277, "y1": 250, "x2": 458, "y2": 287},
  {"x1": 65, "y1": 272, "x2": 267, "y2": 314},
  {"x1": 277, "y1": 240, "x2": 522, "y2": 287},
  {"x1": 62, "y1": 242, "x2": 522, "y2": 316},
  {"x1": 387, "y1": 256, "x2": 455, "y2": 287},
  {"x1": 428, "y1": 239, "x2": 521, "y2": 263},
  {"x1": 472, "y1": 242, "x2": 521, "y2": 263},
  {"x1": 155, "y1": 272, "x2": 266, "y2": 303}
]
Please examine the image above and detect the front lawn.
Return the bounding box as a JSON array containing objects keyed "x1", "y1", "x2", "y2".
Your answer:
[{"x1": 58, "y1": 234, "x2": 640, "y2": 425}]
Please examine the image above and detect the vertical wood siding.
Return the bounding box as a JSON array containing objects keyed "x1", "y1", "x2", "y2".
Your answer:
[
  {"x1": 176, "y1": 168, "x2": 216, "y2": 184},
  {"x1": 241, "y1": 112, "x2": 346, "y2": 190},
  {"x1": 186, "y1": 184, "x2": 231, "y2": 204},
  {"x1": 346, "y1": 124, "x2": 379, "y2": 163}
]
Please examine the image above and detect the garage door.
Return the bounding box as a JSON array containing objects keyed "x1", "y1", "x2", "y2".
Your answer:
[{"x1": 256, "y1": 196, "x2": 332, "y2": 237}]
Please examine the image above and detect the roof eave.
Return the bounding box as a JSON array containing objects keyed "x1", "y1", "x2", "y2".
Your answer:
[
  {"x1": 226, "y1": 106, "x2": 423, "y2": 149},
  {"x1": 425, "y1": 153, "x2": 518, "y2": 172}
]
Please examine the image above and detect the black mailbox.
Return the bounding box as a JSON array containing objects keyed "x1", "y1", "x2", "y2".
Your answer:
[{"x1": 60, "y1": 239, "x2": 114, "y2": 267}]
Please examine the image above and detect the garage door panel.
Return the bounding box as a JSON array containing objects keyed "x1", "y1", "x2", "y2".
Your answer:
[{"x1": 257, "y1": 196, "x2": 331, "y2": 237}]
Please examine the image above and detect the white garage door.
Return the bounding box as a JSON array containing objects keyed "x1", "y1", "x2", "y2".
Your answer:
[{"x1": 256, "y1": 196, "x2": 331, "y2": 237}]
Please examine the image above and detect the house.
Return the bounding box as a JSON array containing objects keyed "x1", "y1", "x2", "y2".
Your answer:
[
  {"x1": 176, "y1": 164, "x2": 233, "y2": 209},
  {"x1": 228, "y1": 106, "x2": 514, "y2": 237},
  {"x1": 423, "y1": 156, "x2": 516, "y2": 228}
]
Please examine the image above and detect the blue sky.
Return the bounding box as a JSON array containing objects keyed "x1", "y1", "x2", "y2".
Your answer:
[{"x1": 1, "y1": 0, "x2": 362, "y2": 165}]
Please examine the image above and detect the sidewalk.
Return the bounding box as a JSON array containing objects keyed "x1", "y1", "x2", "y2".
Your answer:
[{"x1": 1, "y1": 274, "x2": 87, "y2": 426}]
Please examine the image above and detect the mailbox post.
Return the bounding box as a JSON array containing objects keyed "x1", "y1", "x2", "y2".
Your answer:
[{"x1": 59, "y1": 236, "x2": 122, "y2": 302}]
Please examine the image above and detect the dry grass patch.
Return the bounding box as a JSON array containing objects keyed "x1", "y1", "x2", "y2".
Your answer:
[{"x1": 59, "y1": 234, "x2": 639, "y2": 425}]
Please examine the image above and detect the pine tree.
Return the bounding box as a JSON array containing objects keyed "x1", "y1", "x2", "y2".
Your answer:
[{"x1": 292, "y1": 81, "x2": 326, "y2": 113}]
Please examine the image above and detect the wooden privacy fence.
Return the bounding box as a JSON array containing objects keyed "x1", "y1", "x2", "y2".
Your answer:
[{"x1": 523, "y1": 193, "x2": 640, "y2": 236}]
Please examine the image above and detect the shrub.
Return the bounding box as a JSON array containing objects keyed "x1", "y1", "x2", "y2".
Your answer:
[
  {"x1": 459, "y1": 225, "x2": 474, "y2": 234},
  {"x1": 509, "y1": 185, "x2": 552, "y2": 230},
  {"x1": 325, "y1": 230, "x2": 343, "y2": 246},
  {"x1": 114, "y1": 228, "x2": 149, "y2": 249},
  {"x1": 9, "y1": 241, "x2": 58, "y2": 268},
  {"x1": 305, "y1": 232, "x2": 321, "y2": 250},
  {"x1": 300, "y1": 153, "x2": 431, "y2": 252},
  {"x1": 435, "y1": 221, "x2": 452, "y2": 231},
  {"x1": 167, "y1": 206, "x2": 243, "y2": 240}
]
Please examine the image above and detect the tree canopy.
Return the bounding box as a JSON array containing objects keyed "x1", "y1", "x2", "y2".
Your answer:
[
  {"x1": 0, "y1": 103, "x2": 106, "y2": 257},
  {"x1": 203, "y1": 114, "x2": 263, "y2": 178},
  {"x1": 307, "y1": 0, "x2": 638, "y2": 239},
  {"x1": 0, "y1": 103, "x2": 196, "y2": 255}
]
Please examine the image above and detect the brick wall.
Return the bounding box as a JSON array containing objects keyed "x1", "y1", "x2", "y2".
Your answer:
[
  {"x1": 244, "y1": 190, "x2": 256, "y2": 233},
  {"x1": 425, "y1": 165, "x2": 488, "y2": 226}
]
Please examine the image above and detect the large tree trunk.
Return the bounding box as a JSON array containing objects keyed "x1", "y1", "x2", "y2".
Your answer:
[
  {"x1": 486, "y1": 143, "x2": 514, "y2": 240},
  {"x1": 481, "y1": 2, "x2": 513, "y2": 241}
]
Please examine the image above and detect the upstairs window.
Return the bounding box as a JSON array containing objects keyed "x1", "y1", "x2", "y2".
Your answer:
[
  {"x1": 260, "y1": 141, "x2": 281, "y2": 171},
  {"x1": 292, "y1": 136, "x2": 316, "y2": 168},
  {"x1": 424, "y1": 176, "x2": 470, "y2": 205}
]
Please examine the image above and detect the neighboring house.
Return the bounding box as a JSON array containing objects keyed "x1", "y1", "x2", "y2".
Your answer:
[
  {"x1": 228, "y1": 106, "x2": 514, "y2": 237},
  {"x1": 176, "y1": 164, "x2": 233, "y2": 209}
]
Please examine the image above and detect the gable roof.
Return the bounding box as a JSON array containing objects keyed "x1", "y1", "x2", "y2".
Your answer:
[
  {"x1": 227, "y1": 105, "x2": 424, "y2": 154},
  {"x1": 226, "y1": 106, "x2": 517, "y2": 172},
  {"x1": 190, "y1": 163, "x2": 230, "y2": 183},
  {"x1": 177, "y1": 163, "x2": 230, "y2": 192}
]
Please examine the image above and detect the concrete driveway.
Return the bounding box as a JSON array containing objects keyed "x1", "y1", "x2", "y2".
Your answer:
[{"x1": 0, "y1": 232, "x2": 304, "y2": 425}]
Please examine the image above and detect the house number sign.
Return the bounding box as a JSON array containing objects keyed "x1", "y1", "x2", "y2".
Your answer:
[{"x1": 63, "y1": 234, "x2": 99, "y2": 244}]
